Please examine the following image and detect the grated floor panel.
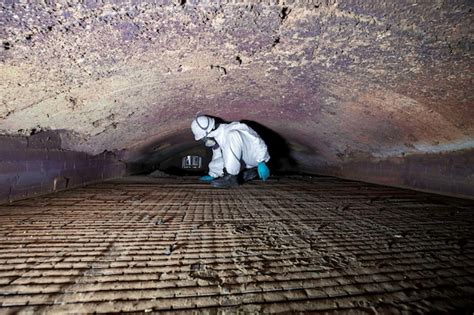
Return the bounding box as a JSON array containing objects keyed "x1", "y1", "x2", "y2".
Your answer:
[{"x1": 0, "y1": 176, "x2": 473, "y2": 313}]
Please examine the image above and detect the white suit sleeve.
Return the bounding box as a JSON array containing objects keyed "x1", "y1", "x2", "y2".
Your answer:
[{"x1": 208, "y1": 148, "x2": 224, "y2": 178}]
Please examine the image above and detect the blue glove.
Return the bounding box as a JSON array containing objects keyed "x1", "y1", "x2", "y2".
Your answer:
[
  {"x1": 199, "y1": 175, "x2": 215, "y2": 182},
  {"x1": 257, "y1": 162, "x2": 270, "y2": 181}
]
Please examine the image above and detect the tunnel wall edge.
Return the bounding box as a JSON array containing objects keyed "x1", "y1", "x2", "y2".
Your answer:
[
  {"x1": 300, "y1": 149, "x2": 474, "y2": 200},
  {"x1": 0, "y1": 134, "x2": 126, "y2": 204}
]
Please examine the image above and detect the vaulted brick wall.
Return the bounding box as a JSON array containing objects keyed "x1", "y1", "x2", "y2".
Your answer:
[{"x1": 1, "y1": 0, "x2": 473, "y2": 199}]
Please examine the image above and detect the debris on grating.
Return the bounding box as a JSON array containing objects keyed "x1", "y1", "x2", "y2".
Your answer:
[
  {"x1": 149, "y1": 170, "x2": 171, "y2": 178},
  {"x1": 190, "y1": 263, "x2": 223, "y2": 285},
  {"x1": 164, "y1": 244, "x2": 175, "y2": 255},
  {"x1": 234, "y1": 223, "x2": 253, "y2": 233},
  {"x1": 190, "y1": 262, "x2": 202, "y2": 271}
]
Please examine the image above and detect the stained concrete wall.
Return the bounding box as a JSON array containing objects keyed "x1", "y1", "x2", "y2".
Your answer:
[{"x1": 0, "y1": 132, "x2": 126, "y2": 204}]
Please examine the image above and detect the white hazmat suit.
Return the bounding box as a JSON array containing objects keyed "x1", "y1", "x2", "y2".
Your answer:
[
  {"x1": 207, "y1": 121, "x2": 270, "y2": 176},
  {"x1": 191, "y1": 116, "x2": 270, "y2": 178}
]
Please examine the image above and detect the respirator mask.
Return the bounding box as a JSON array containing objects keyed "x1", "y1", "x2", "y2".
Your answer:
[{"x1": 203, "y1": 137, "x2": 217, "y2": 148}]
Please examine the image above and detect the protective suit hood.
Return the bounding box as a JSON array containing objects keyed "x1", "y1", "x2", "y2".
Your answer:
[{"x1": 191, "y1": 116, "x2": 215, "y2": 141}]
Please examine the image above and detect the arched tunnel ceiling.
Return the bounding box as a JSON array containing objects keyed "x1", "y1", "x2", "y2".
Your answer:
[{"x1": 1, "y1": 1, "x2": 473, "y2": 169}]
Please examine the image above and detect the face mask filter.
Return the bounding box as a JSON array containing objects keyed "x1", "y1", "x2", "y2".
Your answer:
[{"x1": 203, "y1": 137, "x2": 216, "y2": 147}]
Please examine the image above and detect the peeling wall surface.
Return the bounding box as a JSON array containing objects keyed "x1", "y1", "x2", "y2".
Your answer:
[{"x1": 1, "y1": 0, "x2": 473, "y2": 198}]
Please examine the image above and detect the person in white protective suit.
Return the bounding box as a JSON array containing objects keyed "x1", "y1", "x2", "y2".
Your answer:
[{"x1": 191, "y1": 115, "x2": 271, "y2": 188}]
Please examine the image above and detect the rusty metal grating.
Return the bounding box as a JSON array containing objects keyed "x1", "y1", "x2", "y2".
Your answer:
[{"x1": 0, "y1": 176, "x2": 473, "y2": 313}]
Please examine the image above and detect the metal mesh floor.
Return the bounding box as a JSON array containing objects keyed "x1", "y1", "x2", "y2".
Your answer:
[{"x1": 1, "y1": 176, "x2": 473, "y2": 313}]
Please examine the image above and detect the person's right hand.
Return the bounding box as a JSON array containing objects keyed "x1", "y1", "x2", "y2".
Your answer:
[{"x1": 199, "y1": 175, "x2": 215, "y2": 182}]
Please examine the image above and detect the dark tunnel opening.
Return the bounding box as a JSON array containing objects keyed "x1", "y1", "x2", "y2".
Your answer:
[
  {"x1": 129, "y1": 115, "x2": 310, "y2": 184},
  {"x1": 140, "y1": 117, "x2": 302, "y2": 178}
]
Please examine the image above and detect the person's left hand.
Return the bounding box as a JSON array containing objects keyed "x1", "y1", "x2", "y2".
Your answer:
[
  {"x1": 257, "y1": 162, "x2": 270, "y2": 181},
  {"x1": 199, "y1": 175, "x2": 215, "y2": 182}
]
